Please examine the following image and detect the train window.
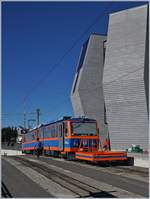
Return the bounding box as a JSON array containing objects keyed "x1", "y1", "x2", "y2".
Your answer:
[
  {"x1": 51, "y1": 125, "x2": 55, "y2": 137},
  {"x1": 41, "y1": 128, "x2": 43, "y2": 138},
  {"x1": 44, "y1": 128, "x2": 47, "y2": 138},
  {"x1": 42, "y1": 127, "x2": 45, "y2": 136},
  {"x1": 64, "y1": 123, "x2": 68, "y2": 137},
  {"x1": 50, "y1": 126, "x2": 52, "y2": 136},
  {"x1": 46, "y1": 126, "x2": 49, "y2": 138},
  {"x1": 58, "y1": 125, "x2": 60, "y2": 137},
  {"x1": 38, "y1": 128, "x2": 42, "y2": 138},
  {"x1": 31, "y1": 131, "x2": 36, "y2": 140},
  {"x1": 60, "y1": 131, "x2": 62, "y2": 137},
  {"x1": 55, "y1": 125, "x2": 57, "y2": 137},
  {"x1": 44, "y1": 128, "x2": 46, "y2": 138},
  {"x1": 57, "y1": 125, "x2": 59, "y2": 137},
  {"x1": 45, "y1": 127, "x2": 50, "y2": 138},
  {"x1": 29, "y1": 132, "x2": 32, "y2": 141},
  {"x1": 59, "y1": 125, "x2": 62, "y2": 137},
  {"x1": 53, "y1": 127, "x2": 54, "y2": 135},
  {"x1": 46, "y1": 127, "x2": 48, "y2": 137},
  {"x1": 45, "y1": 127, "x2": 49, "y2": 138},
  {"x1": 50, "y1": 128, "x2": 52, "y2": 137},
  {"x1": 49, "y1": 126, "x2": 51, "y2": 138},
  {"x1": 52, "y1": 131, "x2": 55, "y2": 138},
  {"x1": 72, "y1": 122, "x2": 97, "y2": 136}
]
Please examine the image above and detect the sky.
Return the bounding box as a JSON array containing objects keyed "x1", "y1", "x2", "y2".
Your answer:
[{"x1": 2, "y1": 1, "x2": 148, "y2": 128}]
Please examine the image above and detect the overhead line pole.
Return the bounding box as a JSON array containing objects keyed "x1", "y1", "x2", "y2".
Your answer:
[
  {"x1": 36, "y1": 108, "x2": 40, "y2": 126},
  {"x1": 23, "y1": 98, "x2": 27, "y2": 129}
]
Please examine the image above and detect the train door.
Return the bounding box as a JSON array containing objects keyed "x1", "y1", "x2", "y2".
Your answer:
[{"x1": 59, "y1": 123, "x2": 64, "y2": 151}]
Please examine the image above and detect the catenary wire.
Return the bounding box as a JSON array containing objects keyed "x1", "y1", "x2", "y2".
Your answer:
[
  {"x1": 3, "y1": 3, "x2": 113, "y2": 126},
  {"x1": 22, "y1": 2, "x2": 113, "y2": 103}
]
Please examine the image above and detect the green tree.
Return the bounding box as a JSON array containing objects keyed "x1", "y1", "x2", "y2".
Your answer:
[{"x1": 2, "y1": 126, "x2": 18, "y2": 142}]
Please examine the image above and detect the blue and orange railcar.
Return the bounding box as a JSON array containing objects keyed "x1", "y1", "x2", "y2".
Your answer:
[
  {"x1": 22, "y1": 117, "x2": 98, "y2": 158},
  {"x1": 22, "y1": 117, "x2": 127, "y2": 162}
]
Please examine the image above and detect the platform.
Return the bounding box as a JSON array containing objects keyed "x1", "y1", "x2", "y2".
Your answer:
[
  {"x1": 128, "y1": 152, "x2": 149, "y2": 168},
  {"x1": 1, "y1": 149, "x2": 24, "y2": 156}
]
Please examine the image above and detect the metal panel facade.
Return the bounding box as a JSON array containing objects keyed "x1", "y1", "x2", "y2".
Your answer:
[{"x1": 103, "y1": 5, "x2": 149, "y2": 150}]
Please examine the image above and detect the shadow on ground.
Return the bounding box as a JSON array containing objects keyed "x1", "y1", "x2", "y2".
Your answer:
[{"x1": 85, "y1": 191, "x2": 117, "y2": 198}]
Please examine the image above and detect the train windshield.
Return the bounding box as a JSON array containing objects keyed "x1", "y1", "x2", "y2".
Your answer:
[{"x1": 72, "y1": 122, "x2": 97, "y2": 136}]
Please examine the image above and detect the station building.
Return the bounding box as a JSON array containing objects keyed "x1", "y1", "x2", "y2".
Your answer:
[{"x1": 71, "y1": 4, "x2": 149, "y2": 151}]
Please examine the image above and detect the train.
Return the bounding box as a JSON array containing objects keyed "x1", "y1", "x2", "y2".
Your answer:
[{"x1": 22, "y1": 117, "x2": 128, "y2": 162}]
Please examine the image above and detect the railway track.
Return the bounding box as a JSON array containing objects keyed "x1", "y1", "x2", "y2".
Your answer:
[
  {"x1": 49, "y1": 155, "x2": 148, "y2": 178},
  {"x1": 13, "y1": 156, "x2": 115, "y2": 198},
  {"x1": 1, "y1": 182, "x2": 12, "y2": 198}
]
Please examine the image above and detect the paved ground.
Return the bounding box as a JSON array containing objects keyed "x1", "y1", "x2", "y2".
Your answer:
[
  {"x1": 2, "y1": 158, "x2": 52, "y2": 198},
  {"x1": 2, "y1": 155, "x2": 149, "y2": 198}
]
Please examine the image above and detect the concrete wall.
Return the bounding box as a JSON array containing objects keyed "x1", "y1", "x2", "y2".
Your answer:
[
  {"x1": 103, "y1": 5, "x2": 149, "y2": 150},
  {"x1": 71, "y1": 34, "x2": 108, "y2": 145}
]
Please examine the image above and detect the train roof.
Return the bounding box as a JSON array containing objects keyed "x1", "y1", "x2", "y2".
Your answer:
[
  {"x1": 27, "y1": 117, "x2": 96, "y2": 131},
  {"x1": 69, "y1": 117, "x2": 96, "y2": 122},
  {"x1": 41, "y1": 117, "x2": 96, "y2": 127}
]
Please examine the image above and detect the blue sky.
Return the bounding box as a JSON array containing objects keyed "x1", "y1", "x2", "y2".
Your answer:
[{"x1": 2, "y1": 1, "x2": 147, "y2": 128}]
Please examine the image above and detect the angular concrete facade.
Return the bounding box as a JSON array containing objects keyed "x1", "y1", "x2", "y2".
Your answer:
[
  {"x1": 71, "y1": 34, "x2": 108, "y2": 145},
  {"x1": 103, "y1": 5, "x2": 149, "y2": 150}
]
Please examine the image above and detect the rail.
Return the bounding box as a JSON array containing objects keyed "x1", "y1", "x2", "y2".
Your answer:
[{"x1": 1, "y1": 182, "x2": 12, "y2": 198}]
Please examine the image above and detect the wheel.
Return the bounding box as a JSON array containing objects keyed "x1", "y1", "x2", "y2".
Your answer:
[
  {"x1": 126, "y1": 157, "x2": 134, "y2": 166},
  {"x1": 66, "y1": 152, "x2": 75, "y2": 161}
]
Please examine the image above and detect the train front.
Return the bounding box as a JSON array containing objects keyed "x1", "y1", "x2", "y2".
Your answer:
[
  {"x1": 68, "y1": 118, "x2": 127, "y2": 163},
  {"x1": 66, "y1": 118, "x2": 99, "y2": 153}
]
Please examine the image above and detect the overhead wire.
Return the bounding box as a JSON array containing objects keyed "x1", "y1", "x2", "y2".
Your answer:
[
  {"x1": 3, "y1": 3, "x2": 113, "y2": 127},
  {"x1": 2, "y1": 96, "x2": 70, "y2": 118},
  {"x1": 2, "y1": 112, "x2": 36, "y2": 116},
  {"x1": 22, "y1": 2, "x2": 113, "y2": 103}
]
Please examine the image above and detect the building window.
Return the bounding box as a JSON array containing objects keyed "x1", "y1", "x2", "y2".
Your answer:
[
  {"x1": 104, "y1": 104, "x2": 107, "y2": 125},
  {"x1": 77, "y1": 39, "x2": 89, "y2": 72},
  {"x1": 72, "y1": 72, "x2": 80, "y2": 93},
  {"x1": 72, "y1": 39, "x2": 89, "y2": 93},
  {"x1": 103, "y1": 40, "x2": 107, "y2": 65}
]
